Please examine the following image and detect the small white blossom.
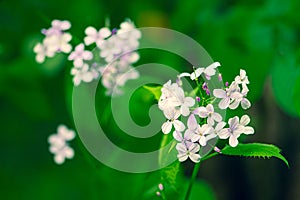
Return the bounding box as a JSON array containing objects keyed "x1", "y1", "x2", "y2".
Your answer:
[
  {"x1": 71, "y1": 63, "x2": 94, "y2": 86},
  {"x1": 186, "y1": 114, "x2": 215, "y2": 146},
  {"x1": 179, "y1": 62, "x2": 221, "y2": 80},
  {"x1": 161, "y1": 108, "x2": 185, "y2": 134},
  {"x1": 176, "y1": 142, "x2": 201, "y2": 163},
  {"x1": 99, "y1": 35, "x2": 123, "y2": 62},
  {"x1": 173, "y1": 130, "x2": 193, "y2": 147},
  {"x1": 42, "y1": 19, "x2": 71, "y2": 36},
  {"x1": 48, "y1": 125, "x2": 75, "y2": 165},
  {"x1": 84, "y1": 26, "x2": 111, "y2": 46},
  {"x1": 213, "y1": 82, "x2": 243, "y2": 109},
  {"x1": 235, "y1": 69, "x2": 249, "y2": 93},
  {"x1": 33, "y1": 43, "x2": 55, "y2": 63},
  {"x1": 239, "y1": 115, "x2": 254, "y2": 135},
  {"x1": 218, "y1": 116, "x2": 244, "y2": 147},
  {"x1": 44, "y1": 33, "x2": 72, "y2": 54},
  {"x1": 68, "y1": 43, "x2": 93, "y2": 67},
  {"x1": 194, "y1": 104, "x2": 222, "y2": 126}
]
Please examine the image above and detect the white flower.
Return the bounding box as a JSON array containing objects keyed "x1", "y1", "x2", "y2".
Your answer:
[
  {"x1": 194, "y1": 104, "x2": 222, "y2": 125},
  {"x1": 42, "y1": 19, "x2": 71, "y2": 36},
  {"x1": 48, "y1": 125, "x2": 75, "y2": 165},
  {"x1": 173, "y1": 130, "x2": 193, "y2": 147},
  {"x1": 211, "y1": 121, "x2": 226, "y2": 136},
  {"x1": 161, "y1": 108, "x2": 185, "y2": 134},
  {"x1": 186, "y1": 114, "x2": 214, "y2": 146},
  {"x1": 176, "y1": 142, "x2": 201, "y2": 163},
  {"x1": 84, "y1": 26, "x2": 111, "y2": 46},
  {"x1": 68, "y1": 43, "x2": 93, "y2": 67},
  {"x1": 44, "y1": 33, "x2": 72, "y2": 54},
  {"x1": 218, "y1": 116, "x2": 244, "y2": 147},
  {"x1": 179, "y1": 62, "x2": 221, "y2": 80},
  {"x1": 235, "y1": 69, "x2": 249, "y2": 93},
  {"x1": 229, "y1": 91, "x2": 251, "y2": 110},
  {"x1": 158, "y1": 80, "x2": 195, "y2": 116},
  {"x1": 213, "y1": 82, "x2": 243, "y2": 109},
  {"x1": 117, "y1": 21, "x2": 141, "y2": 40},
  {"x1": 71, "y1": 63, "x2": 94, "y2": 86},
  {"x1": 158, "y1": 81, "x2": 182, "y2": 110},
  {"x1": 33, "y1": 43, "x2": 55, "y2": 63},
  {"x1": 239, "y1": 115, "x2": 254, "y2": 135},
  {"x1": 99, "y1": 35, "x2": 123, "y2": 62}
]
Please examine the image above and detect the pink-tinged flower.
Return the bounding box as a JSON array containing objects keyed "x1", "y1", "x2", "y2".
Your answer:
[
  {"x1": 176, "y1": 142, "x2": 201, "y2": 163},
  {"x1": 33, "y1": 43, "x2": 55, "y2": 63},
  {"x1": 71, "y1": 64, "x2": 94, "y2": 86},
  {"x1": 235, "y1": 69, "x2": 250, "y2": 93},
  {"x1": 48, "y1": 125, "x2": 75, "y2": 165},
  {"x1": 186, "y1": 114, "x2": 214, "y2": 146},
  {"x1": 213, "y1": 82, "x2": 243, "y2": 110},
  {"x1": 84, "y1": 26, "x2": 111, "y2": 46},
  {"x1": 194, "y1": 104, "x2": 222, "y2": 126},
  {"x1": 239, "y1": 115, "x2": 254, "y2": 135},
  {"x1": 161, "y1": 108, "x2": 185, "y2": 134},
  {"x1": 68, "y1": 43, "x2": 93, "y2": 67},
  {"x1": 173, "y1": 130, "x2": 193, "y2": 147},
  {"x1": 42, "y1": 19, "x2": 71, "y2": 36},
  {"x1": 218, "y1": 116, "x2": 244, "y2": 147},
  {"x1": 44, "y1": 33, "x2": 72, "y2": 54},
  {"x1": 179, "y1": 62, "x2": 221, "y2": 80}
]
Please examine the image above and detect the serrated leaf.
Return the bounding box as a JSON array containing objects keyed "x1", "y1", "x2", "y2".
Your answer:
[
  {"x1": 143, "y1": 85, "x2": 162, "y2": 101},
  {"x1": 222, "y1": 143, "x2": 289, "y2": 167}
]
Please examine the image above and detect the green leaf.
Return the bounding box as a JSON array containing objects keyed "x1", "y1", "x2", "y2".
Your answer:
[
  {"x1": 159, "y1": 134, "x2": 181, "y2": 185},
  {"x1": 143, "y1": 85, "x2": 162, "y2": 101},
  {"x1": 222, "y1": 143, "x2": 289, "y2": 167}
]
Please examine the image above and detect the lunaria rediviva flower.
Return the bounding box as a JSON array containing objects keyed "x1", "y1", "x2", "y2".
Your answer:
[
  {"x1": 158, "y1": 62, "x2": 255, "y2": 163},
  {"x1": 48, "y1": 125, "x2": 75, "y2": 165}
]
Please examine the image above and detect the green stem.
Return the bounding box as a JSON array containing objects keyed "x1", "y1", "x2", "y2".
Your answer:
[{"x1": 184, "y1": 161, "x2": 201, "y2": 200}]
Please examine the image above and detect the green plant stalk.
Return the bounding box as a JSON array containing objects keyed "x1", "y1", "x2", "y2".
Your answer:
[{"x1": 184, "y1": 161, "x2": 201, "y2": 200}]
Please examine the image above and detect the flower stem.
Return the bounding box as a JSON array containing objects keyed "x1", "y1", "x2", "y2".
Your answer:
[{"x1": 184, "y1": 161, "x2": 201, "y2": 200}]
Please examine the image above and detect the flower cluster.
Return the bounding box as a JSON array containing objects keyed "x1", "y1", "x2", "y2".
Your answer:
[
  {"x1": 34, "y1": 20, "x2": 72, "y2": 63},
  {"x1": 34, "y1": 19, "x2": 141, "y2": 95},
  {"x1": 158, "y1": 62, "x2": 254, "y2": 163},
  {"x1": 48, "y1": 125, "x2": 75, "y2": 165}
]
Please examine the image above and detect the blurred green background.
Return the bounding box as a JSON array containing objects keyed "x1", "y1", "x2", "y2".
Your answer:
[{"x1": 1, "y1": 0, "x2": 300, "y2": 199}]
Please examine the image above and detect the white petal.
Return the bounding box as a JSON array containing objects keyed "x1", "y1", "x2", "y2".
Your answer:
[
  {"x1": 184, "y1": 97, "x2": 195, "y2": 107},
  {"x1": 207, "y1": 117, "x2": 214, "y2": 126},
  {"x1": 241, "y1": 98, "x2": 251, "y2": 109},
  {"x1": 176, "y1": 143, "x2": 187, "y2": 153},
  {"x1": 197, "y1": 106, "x2": 208, "y2": 118},
  {"x1": 54, "y1": 154, "x2": 65, "y2": 164},
  {"x1": 218, "y1": 128, "x2": 230, "y2": 139},
  {"x1": 84, "y1": 36, "x2": 95, "y2": 45},
  {"x1": 187, "y1": 114, "x2": 198, "y2": 130},
  {"x1": 212, "y1": 112, "x2": 222, "y2": 122},
  {"x1": 190, "y1": 67, "x2": 204, "y2": 80},
  {"x1": 215, "y1": 121, "x2": 226, "y2": 132},
  {"x1": 173, "y1": 131, "x2": 183, "y2": 142},
  {"x1": 99, "y1": 27, "x2": 111, "y2": 38},
  {"x1": 243, "y1": 126, "x2": 254, "y2": 135},
  {"x1": 229, "y1": 135, "x2": 239, "y2": 147},
  {"x1": 180, "y1": 105, "x2": 190, "y2": 116},
  {"x1": 189, "y1": 143, "x2": 200, "y2": 153},
  {"x1": 213, "y1": 89, "x2": 226, "y2": 98},
  {"x1": 63, "y1": 147, "x2": 74, "y2": 159},
  {"x1": 85, "y1": 26, "x2": 97, "y2": 36},
  {"x1": 199, "y1": 136, "x2": 207, "y2": 146},
  {"x1": 240, "y1": 115, "x2": 250, "y2": 126},
  {"x1": 162, "y1": 121, "x2": 172, "y2": 134},
  {"x1": 191, "y1": 134, "x2": 200, "y2": 142},
  {"x1": 177, "y1": 154, "x2": 188, "y2": 162},
  {"x1": 218, "y1": 97, "x2": 230, "y2": 109},
  {"x1": 189, "y1": 153, "x2": 201, "y2": 163},
  {"x1": 229, "y1": 100, "x2": 240, "y2": 110},
  {"x1": 173, "y1": 120, "x2": 185, "y2": 132}
]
